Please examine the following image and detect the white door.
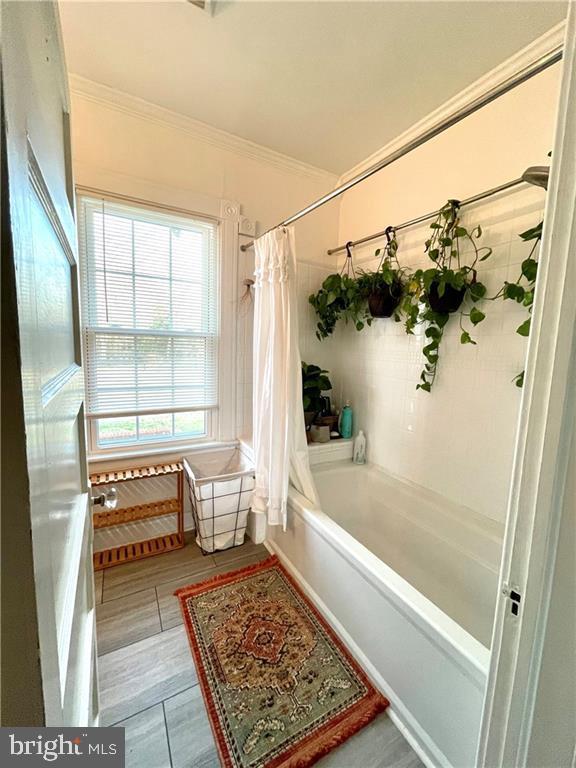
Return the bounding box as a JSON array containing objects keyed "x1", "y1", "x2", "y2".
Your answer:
[
  {"x1": 477, "y1": 8, "x2": 576, "y2": 767},
  {"x1": 2, "y1": 1, "x2": 98, "y2": 726}
]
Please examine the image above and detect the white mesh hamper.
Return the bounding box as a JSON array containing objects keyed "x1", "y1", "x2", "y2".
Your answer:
[{"x1": 183, "y1": 448, "x2": 254, "y2": 554}]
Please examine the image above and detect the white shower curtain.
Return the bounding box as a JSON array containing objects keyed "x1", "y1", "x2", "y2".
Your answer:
[{"x1": 252, "y1": 226, "x2": 318, "y2": 530}]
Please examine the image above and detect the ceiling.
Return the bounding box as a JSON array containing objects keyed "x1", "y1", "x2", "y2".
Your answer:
[{"x1": 59, "y1": 0, "x2": 566, "y2": 174}]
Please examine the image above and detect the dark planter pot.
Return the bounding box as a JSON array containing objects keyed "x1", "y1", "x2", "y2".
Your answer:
[
  {"x1": 304, "y1": 411, "x2": 317, "y2": 428},
  {"x1": 367, "y1": 283, "x2": 402, "y2": 318},
  {"x1": 427, "y1": 280, "x2": 466, "y2": 314}
]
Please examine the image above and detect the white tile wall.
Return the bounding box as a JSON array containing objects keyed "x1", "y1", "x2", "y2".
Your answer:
[{"x1": 301, "y1": 186, "x2": 545, "y2": 523}]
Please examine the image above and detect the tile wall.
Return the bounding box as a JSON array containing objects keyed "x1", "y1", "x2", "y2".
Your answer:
[{"x1": 302, "y1": 185, "x2": 546, "y2": 524}]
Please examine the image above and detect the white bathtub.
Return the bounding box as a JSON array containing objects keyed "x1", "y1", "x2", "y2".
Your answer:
[{"x1": 266, "y1": 460, "x2": 503, "y2": 768}]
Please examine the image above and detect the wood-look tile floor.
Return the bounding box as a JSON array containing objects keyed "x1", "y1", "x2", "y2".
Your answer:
[{"x1": 95, "y1": 534, "x2": 424, "y2": 768}]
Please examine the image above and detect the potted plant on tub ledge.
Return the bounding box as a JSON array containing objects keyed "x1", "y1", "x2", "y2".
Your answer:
[
  {"x1": 302, "y1": 362, "x2": 332, "y2": 430},
  {"x1": 401, "y1": 199, "x2": 493, "y2": 392}
]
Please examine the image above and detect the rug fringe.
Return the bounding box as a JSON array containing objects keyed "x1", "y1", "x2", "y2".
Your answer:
[{"x1": 271, "y1": 693, "x2": 388, "y2": 768}]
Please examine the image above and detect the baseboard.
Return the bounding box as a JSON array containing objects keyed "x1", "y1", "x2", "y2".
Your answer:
[{"x1": 264, "y1": 537, "x2": 450, "y2": 768}]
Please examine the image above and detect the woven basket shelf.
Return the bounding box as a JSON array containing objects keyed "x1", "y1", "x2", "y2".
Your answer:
[
  {"x1": 93, "y1": 532, "x2": 184, "y2": 571},
  {"x1": 90, "y1": 462, "x2": 183, "y2": 486},
  {"x1": 91, "y1": 461, "x2": 184, "y2": 571},
  {"x1": 93, "y1": 497, "x2": 180, "y2": 529}
]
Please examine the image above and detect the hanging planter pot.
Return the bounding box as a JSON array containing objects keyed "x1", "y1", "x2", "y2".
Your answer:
[
  {"x1": 368, "y1": 281, "x2": 403, "y2": 318},
  {"x1": 426, "y1": 279, "x2": 466, "y2": 314}
]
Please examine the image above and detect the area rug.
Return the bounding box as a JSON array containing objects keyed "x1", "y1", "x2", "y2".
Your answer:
[{"x1": 175, "y1": 555, "x2": 388, "y2": 768}]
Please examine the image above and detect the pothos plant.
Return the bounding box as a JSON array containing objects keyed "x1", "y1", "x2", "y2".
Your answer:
[
  {"x1": 308, "y1": 272, "x2": 371, "y2": 339},
  {"x1": 400, "y1": 199, "x2": 493, "y2": 392},
  {"x1": 493, "y1": 219, "x2": 542, "y2": 387},
  {"x1": 356, "y1": 228, "x2": 407, "y2": 320},
  {"x1": 309, "y1": 232, "x2": 407, "y2": 338},
  {"x1": 308, "y1": 243, "x2": 373, "y2": 339}
]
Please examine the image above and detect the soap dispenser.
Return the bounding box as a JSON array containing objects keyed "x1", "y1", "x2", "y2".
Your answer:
[
  {"x1": 353, "y1": 430, "x2": 367, "y2": 464},
  {"x1": 339, "y1": 401, "x2": 353, "y2": 439}
]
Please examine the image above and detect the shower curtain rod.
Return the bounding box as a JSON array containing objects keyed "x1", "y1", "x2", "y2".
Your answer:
[
  {"x1": 327, "y1": 176, "x2": 526, "y2": 256},
  {"x1": 240, "y1": 44, "x2": 561, "y2": 253}
]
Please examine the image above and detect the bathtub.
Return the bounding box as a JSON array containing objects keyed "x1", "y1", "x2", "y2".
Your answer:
[{"x1": 266, "y1": 460, "x2": 503, "y2": 768}]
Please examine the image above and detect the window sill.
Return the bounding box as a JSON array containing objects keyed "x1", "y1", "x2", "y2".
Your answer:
[{"x1": 88, "y1": 439, "x2": 239, "y2": 471}]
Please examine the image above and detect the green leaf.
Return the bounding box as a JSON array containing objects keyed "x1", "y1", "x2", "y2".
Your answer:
[
  {"x1": 521, "y1": 258, "x2": 538, "y2": 282},
  {"x1": 470, "y1": 307, "x2": 486, "y2": 325},
  {"x1": 517, "y1": 318, "x2": 531, "y2": 337},
  {"x1": 460, "y1": 331, "x2": 476, "y2": 345},
  {"x1": 514, "y1": 371, "x2": 525, "y2": 388},
  {"x1": 523, "y1": 290, "x2": 534, "y2": 307},
  {"x1": 356, "y1": 321, "x2": 364, "y2": 331},
  {"x1": 519, "y1": 222, "x2": 543, "y2": 242},
  {"x1": 503, "y1": 283, "x2": 525, "y2": 302},
  {"x1": 429, "y1": 222, "x2": 442, "y2": 229},
  {"x1": 317, "y1": 376, "x2": 332, "y2": 391},
  {"x1": 454, "y1": 227, "x2": 468, "y2": 237},
  {"x1": 417, "y1": 381, "x2": 431, "y2": 393},
  {"x1": 469, "y1": 282, "x2": 487, "y2": 301}
]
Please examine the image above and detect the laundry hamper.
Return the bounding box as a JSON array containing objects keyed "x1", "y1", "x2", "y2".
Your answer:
[{"x1": 183, "y1": 448, "x2": 255, "y2": 554}]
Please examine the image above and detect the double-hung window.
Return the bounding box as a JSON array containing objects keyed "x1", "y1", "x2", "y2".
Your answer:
[{"x1": 78, "y1": 194, "x2": 219, "y2": 453}]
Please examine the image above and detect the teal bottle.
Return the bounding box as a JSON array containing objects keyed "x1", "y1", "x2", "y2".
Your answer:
[{"x1": 339, "y1": 401, "x2": 353, "y2": 439}]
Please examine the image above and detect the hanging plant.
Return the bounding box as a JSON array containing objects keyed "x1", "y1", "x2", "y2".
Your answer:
[
  {"x1": 309, "y1": 243, "x2": 372, "y2": 339},
  {"x1": 356, "y1": 227, "x2": 406, "y2": 319},
  {"x1": 400, "y1": 199, "x2": 492, "y2": 392},
  {"x1": 493, "y1": 219, "x2": 542, "y2": 387}
]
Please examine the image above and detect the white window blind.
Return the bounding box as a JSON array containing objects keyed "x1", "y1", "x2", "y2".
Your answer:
[{"x1": 78, "y1": 195, "x2": 219, "y2": 419}]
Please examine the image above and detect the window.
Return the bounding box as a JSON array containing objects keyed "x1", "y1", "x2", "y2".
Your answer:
[{"x1": 78, "y1": 194, "x2": 219, "y2": 452}]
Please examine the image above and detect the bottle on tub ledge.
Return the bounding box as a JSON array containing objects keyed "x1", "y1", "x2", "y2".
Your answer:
[
  {"x1": 338, "y1": 400, "x2": 353, "y2": 439},
  {"x1": 353, "y1": 430, "x2": 367, "y2": 465}
]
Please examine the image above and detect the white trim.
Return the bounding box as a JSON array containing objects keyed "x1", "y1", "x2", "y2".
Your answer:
[
  {"x1": 337, "y1": 22, "x2": 566, "y2": 185},
  {"x1": 69, "y1": 74, "x2": 337, "y2": 184},
  {"x1": 76, "y1": 184, "x2": 240, "y2": 455},
  {"x1": 217, "y1": 198, "x2": 240, "y2": 442},
  {"x1": 264, "y1": 538, "x2": 448, "y2": 768},
  {"x1": 477, "y1": 10, "x2": 576, "y2": 767},
  {"x1": 87, "y1": 439, "x2": 239, "y2": 471}
]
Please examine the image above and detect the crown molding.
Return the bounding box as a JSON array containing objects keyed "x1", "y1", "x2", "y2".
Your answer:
[
  {"x1": 68, "y1": 74, "x2": 337, "y2": 185},
  {"x1": 337, "y1": 21, "x2": 566, "y2": 185}
]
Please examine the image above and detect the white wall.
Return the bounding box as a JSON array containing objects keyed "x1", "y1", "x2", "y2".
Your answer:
[
  {"x1": 69, "y1": 78, "x2": 339, "y2": 263},
  {"x1": 69, "y1": 77, "x2": 340, "y2": 448},
  {"x1": 304, "y1": 63, "x2": 561, "y2": 524}
]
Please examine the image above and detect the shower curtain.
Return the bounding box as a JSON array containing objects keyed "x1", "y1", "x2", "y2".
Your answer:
[{"x1": 252, "y1": 226, "x2": 318, "y2": 530}]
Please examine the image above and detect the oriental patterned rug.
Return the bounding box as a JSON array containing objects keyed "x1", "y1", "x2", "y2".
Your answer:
[{"x1": 175, "y1": 555, "x2": 388, "y2": 768}]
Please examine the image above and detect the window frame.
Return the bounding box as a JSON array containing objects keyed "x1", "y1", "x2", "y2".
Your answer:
[{"x1": 77, "y1": 186, "x2": 241, "y2": 460}]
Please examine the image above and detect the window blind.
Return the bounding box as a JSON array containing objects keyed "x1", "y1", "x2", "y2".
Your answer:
[{"x1": 78, "y1": 195, "x2": 219, "y2": 418}]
